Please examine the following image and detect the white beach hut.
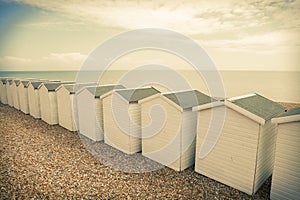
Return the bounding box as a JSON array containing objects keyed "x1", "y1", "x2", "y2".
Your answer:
[
  {"x1": 140, "y1": 90, "x2": 217, "y2": 171},
  {"x1": 6, "y1": 79, "x2": 15, "y2": 107},
  {"x1": 102, "y1": 87, "x2": 160, "y2": 154},
  {"x1": 76, "y1": 85, "x2": 124, "y2": 141},
  {"x1": 193, "y1": 93, "x2": 286, "y2": 195},
  {"x1": 28, "y1": 81, "x2": 49, "y2": 118},
  {"x1": 18, "y1": 80, "x2": 33, "y2": 114},
  {"x1": 56, "y1": 83, "x2": 96, "y2": 131},
  {"x1": 39, "y1": 82, "x2": 74, "y2": 125},
  {"x1": 270, "y1": 107, "x2": 300, "y2": 200},
  {"x1": 0, "y1": 78, "x2": 8, "y2": 104},
  {"x1": 12, "y1": 79, "x2": 21, "y2": 110}
]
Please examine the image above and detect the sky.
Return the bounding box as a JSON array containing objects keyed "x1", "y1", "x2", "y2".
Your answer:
[{"x1": 0, "y1": 0, "x2": 299, "y2": 71}]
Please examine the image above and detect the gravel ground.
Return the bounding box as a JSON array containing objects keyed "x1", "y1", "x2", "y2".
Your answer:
[{"x1": 0, "y1": 102, "x2": 298, "y2": 199}]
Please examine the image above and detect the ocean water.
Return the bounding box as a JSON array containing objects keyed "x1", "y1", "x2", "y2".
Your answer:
[{"x1": 0, "y1": 70, "x2": 299, "y2": 103}]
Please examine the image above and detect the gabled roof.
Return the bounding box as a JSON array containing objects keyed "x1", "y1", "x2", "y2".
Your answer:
[
  {"x1": 1, "y1": 79, "x2": 6, "y2": 84},
  {"x1": 60, "y1": 83, "x2": 96, "y2": 94},
  {"x1": 7, "y1": 79, "x2": 14, "y2": 85},
  {"x1": 272, "y1": 107, "x2": 300, "y2": 124},
  {"x1": 163, "y1": 90, "x2": 216, "y2": 110},
  {"x1": 20, "y1": 80, "x2": 30, "y2": 88},
  {"x1": 31, "y1": 81, "x2": 46, "y2": 89},
  {"x1": 116, "y1": 87, "x2": 160, "y2": 103},
  {"x1": 227, "y1": 93, "x2": 285, "y2": 121},
  {"x1": 86, "y1": 85, "x2": 125, "y2": 98},
  {"x1": 13, "y1": 79, "x2": 21, "y2": 86},
  {"x1": 41, "y1": 81, "x2": 74, "y2": 91}
]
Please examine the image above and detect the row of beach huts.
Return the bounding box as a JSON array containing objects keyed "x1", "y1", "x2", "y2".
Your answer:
[{"x1": 0, "y1": 77, "x2": 299, "y2": 199}]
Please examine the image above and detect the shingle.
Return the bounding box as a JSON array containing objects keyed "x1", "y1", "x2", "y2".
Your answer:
[
  {"x1": 228, "y1": 93, "x2": 285, "y2": 120},
  {"x1": 116, "y1": 87, "x2": 160, "y2": 103},
  {"x1": 163, "y1": 90, "x2": 216, "y2": 110},
  {"x1": 276, "y1": 107, "x2": 300, "y2": 118},
  {"x1": 86, "y1": 85, "x2": 125, "y2": 98}
]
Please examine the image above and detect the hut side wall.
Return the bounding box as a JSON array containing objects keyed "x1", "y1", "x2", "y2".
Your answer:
[
  {"x1": 7, "y1": 83, "x2": 14, "y2": 107},
  {"x1": 103, "y1": 94, "x2": 131, "y2": 154},
  {"x1": 28, "y1": 85, "x2": 41, "y2": 118},
  {"x1": 195, "y1": 106, "x2": 259, "y2": 195},
  {"x1": 129, "y1": 103, "x2": 142, "y2": 153},
  {"x1": 141, "y1": 97, "x2": 181, "y2": 171},
  {"x1": 77, "y1": 90, "x2": 98, "y2": 141},
  {"x1": 40, "y1": 86, "x2": 52, "y2": 124},
  {"x1": 0, "y1": 82, "x2": 7, "y2": 104},
  {"x1": 270, "y1": 122, "x2": 300, "y2": 200},
  {"x1": 253, "y1": 120, "x2": 277, "y2": 193},
  {"x1": 12, "y1": 83, "x2": 20, "y2": 109},
  {"x1": 57, "y1": 88, "x2": 75, "y2": 131},
  {"x1": 19, "y1": 84, "x2": 30, "y2": 114}
]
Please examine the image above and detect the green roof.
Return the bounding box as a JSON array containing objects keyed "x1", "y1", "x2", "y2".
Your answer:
[
  {"x1": 43, "y1": 82, "x2": 74, "y2": 91},
  {"x1": 228, "y1": 93, "x2": 285, "y2": 120},
  {"x1": 13, "y1": 79, "x2": 21, "y2": 86},
  {"x1": 116, "y1": 87, "x2": 160, "y2": 103},
  {"x1": 62, "y1": 83, "x2": 96, "y2": 94},
  {"x1": 163, "y1": 90, "x2": 216, "y2": 110},
  {"x1": 86, "y1": 85, "x2": 125, "y2": 98},
  {"x1": 1, "y1": 79, "x2": 6, "y2": 84},
  {"x1": 275, "y1": 107, "x2": 300, "y2": 118},
  {"x1": 31, "y1": 81, "x2": 46, "y2": 89}
]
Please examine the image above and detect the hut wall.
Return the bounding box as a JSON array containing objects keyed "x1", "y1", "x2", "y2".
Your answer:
[
  {"x1": 0, "y1": 82, "x2": 7, "y2": 104},
  {"x1": 195, "y1": 106, "x2": 259, "y2": 195},
  {"x1": 28, "y1": 85, "x2": 41, "y2": 118},
  {"x1": 270, "y1": 122, "x2": 300, "y2": 200}
]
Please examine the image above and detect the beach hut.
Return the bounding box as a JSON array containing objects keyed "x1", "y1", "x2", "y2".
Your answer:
[
  {"x1": 193, "y1": 93, "x2": 285, "y2": 195},
  {"x1": 28, "y1": 81, "x2": 49, "y2": 118},
  {"x1": 18, "y1": 80, "x2": 38, "y2": 114},
  {"x1": 270, "y1": 107, "x2": 300, "y2": 200},
  {"x1": 102, "y1": 87, "x2": 160, "y2": 154},
  {"x1": 12, "y1": 79, "x2": 21, "y2": 110},
  {"x1": 76, "y1": 84, "x2": 124, "y2": 141},
  {"x1": 0, "y1": 78, "x2": 8, "y2": 104},
  {"x1": 6, "y1": 79, "x2": 15, "y2": 107},
  {"x1": 39, "y1": 82, "x2": 74, "y2": 125},
  {"x1": 139, "y1": 89, "x2": 217, "y2": 171},
  {"x1": 56, "y1": 83, "x2": 96, "y2": 131}
]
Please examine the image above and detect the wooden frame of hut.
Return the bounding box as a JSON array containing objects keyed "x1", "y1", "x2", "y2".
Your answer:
[
  {"x1": 270, "y1": 107, "x2": 300, "y2": 200},
  {"x1": 55, "y1": 83, "x2": 96, "y2": 131},
  {"x1": 76, "y1": 85, "x2": 124, "y2": 141},
  {"x1": 192, "y1": 93, "x2": 285, "y2": 195},
  {"x1": 0, "y1": 78, "x2": 8, "y2": 104},
  {"x1": 139, "y1": 89, "x2": 217, "y2": 171},
  {"x1": 102, "y1": 87, "x2": 160, "y2": 154}
]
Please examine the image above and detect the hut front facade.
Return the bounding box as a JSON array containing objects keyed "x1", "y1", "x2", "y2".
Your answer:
[
  {"x1": 0, "y1": 78, "x2": 7, "y2": 104},
  {"x1": 56, "y1": 83, "x2": 96, "y2": 131},
  {"x1": 102, "y1": 87, "x2": 160, "y2": 154},
  {"x1": 18, "y1": 80, "x2": 32, "y2": 114},
  {"x1": 6, "y1": 79, "x2": 14, "y2": 107},
  {"x1": 28, "y1": 81, "x2": 48, "y2": 118},
  {"x1": 193, "y1": 93, "x2": 285, "y2": 195},
  {"x1": 12, "y1": 79, "x2": 21, "y2": 110},
  {"x1": 140, "y1": 90, "x2": 217, "y2": 171},
  {"x1": 39, "y1": 82, "x2": 73, "y2": 125},
  {"x1": 76, "y1": 85, "x2": 124, "y2": 141},
  {"x1": 270, "y1": 107, "x2": 300, "y2": 200}
]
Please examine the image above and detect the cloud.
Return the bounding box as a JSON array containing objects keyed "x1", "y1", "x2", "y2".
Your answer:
[{"x1": 0, "y1": 52, "x2": 87, "y2": 70}]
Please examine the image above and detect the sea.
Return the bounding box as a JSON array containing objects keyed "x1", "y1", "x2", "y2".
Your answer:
[{"x1": 0, "y1": 70, "x2": 299, "y2": 103}]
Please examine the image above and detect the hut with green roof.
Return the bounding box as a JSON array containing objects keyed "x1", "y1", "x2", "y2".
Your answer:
[
  {"x1": 193, "y1": 93, "x2": 286, "y2": 195},
  {"x1": 102, "y1": 87, "x2": 160, "y2": 154},
  {"x1": 139, "y1": 89, "x2": 217, "y2": 171},
  {"x1": 271, "y1": 107, "x2": 300, "y2": 200},
  {"x1": 76, "y1": 84, "x2": 125, "y2": 141},
  {"x1": 55, "y1": 83, "x2": 96, "y2": 131}
]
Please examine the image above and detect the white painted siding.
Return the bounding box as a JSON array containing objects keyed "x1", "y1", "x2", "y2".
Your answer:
[
  {"x1": 18, "y1": 83, "x2": 30, "y2": 114},
  {"x1": 40, "y1": 86, "x2": 58, "y2": 125},
  {"x1": 6, "y1": 83, "x2": 14, "y2": 107},
  {"x1": 195, "y1": 106, "x2": 259, "y2": 195},
  {"x1": 253, "y1": 120, "x2": 277, "y2": 193},
  {"x1": 28, "y1": 84, "x2": 41, "y2": 118},
  {"x1": 103, "y1": 93, "x2": 134, "y2": 154},
  {"x1": 12, "y1": 82, "x2": 20, "y2": 110},
  {"x1": 0, "y1": 82, "x2": 7, "y2": 104},
  {"x1": 271, "y1": 122, "x2": 300, "y2": 200},
  {"x1": 77, "y1": 89, "x2": 102, "y2": 141},
  {"x1": 141, "y1": 97, "x2": 182, "y2": 171}
]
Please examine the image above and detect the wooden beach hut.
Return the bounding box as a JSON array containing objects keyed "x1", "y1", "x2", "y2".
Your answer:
[
  {"x1": 39, "y1": 82, "x2": 74, "y2": 125},
  {"x1": 140, "y1": 89, "x2": 217, "y2": 171},
  {"x1": 193, "y1": 93, "x2": 285, "y2": 195},
  {"x1": 102, "y1": 87, "x2": 160, "y2": 154},
  {"x1": 76, "y1": 85, "x2": 124, "y2": 141},
  {"x1": 56, "y1": 83, "x2": 96, "y2": 131},
  {"x1": 12, "y1": 79, "x2": 21, "y2": 110},
  {"x1": 6, "y1": 79, "x2": 15, "y2": 107},
  {"x1": 270, "y1": 107, "x2": 300, "y2": 200},
  {"x1": 18, "y1": 80, "x2": 35, "y2": 114},
  {"x1": 0, "y1": 78, "x2": 8, "y2": 104},
  {"x1": 28, "y1": 81, "x2": 49, "y2": 118}
]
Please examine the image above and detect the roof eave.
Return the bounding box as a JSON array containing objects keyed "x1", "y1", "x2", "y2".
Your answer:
[
  {"x1": 192, "y1": 101, "x2": 224, "y2": 112},
  {"x1": 271, "y1": 115, "x2": 300, "y2": 124}
]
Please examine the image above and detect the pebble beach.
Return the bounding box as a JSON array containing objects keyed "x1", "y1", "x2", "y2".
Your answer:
[{"x1": 0, "y1": 102, "x2": 299, "y2": 199}]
